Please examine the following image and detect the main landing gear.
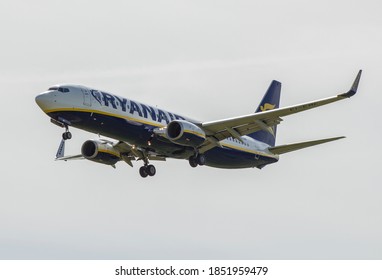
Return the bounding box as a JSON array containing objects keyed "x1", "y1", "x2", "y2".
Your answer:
[
  {"x1": 139, "y1": 164, "x2": 156, "y2": 178},
  {"x1": 189, "y1": 154, "x2": 206, "y2": 168},
  {"x1": 138, "y1": 152, "x2": 157, "y2": 178}
]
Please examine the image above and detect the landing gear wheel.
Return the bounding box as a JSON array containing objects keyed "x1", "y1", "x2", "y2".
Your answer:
[
  {"x1": 62, "y1": 131, "x2": 72, "y2": 140},
  {"x1": 196, "y1": 154, "x2": 206, "y2": 166},
  {"x1": 146, "y1": 164, "x2": 156, "y2": 176},
  {"x1": 139, "y1": 166, "x2": 148, "y2": 178},
  {"x1": 189, "y1": 156, "x2": 198, "y2": 168}
]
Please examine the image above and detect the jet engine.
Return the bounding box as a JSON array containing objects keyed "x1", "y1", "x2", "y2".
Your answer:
[
  {"x1": 81, "y1": 140, "x2": 120, "y2": 166},
  {"x1": 165, "y1": 120, "x2": 206, "y2": 147}
]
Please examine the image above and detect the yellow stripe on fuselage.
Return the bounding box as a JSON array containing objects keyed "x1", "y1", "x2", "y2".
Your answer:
[
  {"x1": 44, "y1": 107, "x2": 166, "y2": 128},
  {"x1": 221, "y1": 142, "x2": 276, "y2": 159}
]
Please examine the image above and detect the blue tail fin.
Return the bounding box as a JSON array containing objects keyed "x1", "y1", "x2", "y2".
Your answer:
[{"x1": 248, "y1": 80, "x2": 281, "y2": 147}]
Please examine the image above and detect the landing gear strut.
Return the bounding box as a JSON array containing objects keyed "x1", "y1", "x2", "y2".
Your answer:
[{"x1": 189, "y1": 154, "x2": 206, "y2": 168}]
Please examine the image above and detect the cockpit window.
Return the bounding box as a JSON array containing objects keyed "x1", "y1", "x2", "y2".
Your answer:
[
  {"x1": 48, "y1": 86, "x2": 70, "y2": 92},
  {"x1": 58, "y1": 87, "x2": 70, "y2": 93}
]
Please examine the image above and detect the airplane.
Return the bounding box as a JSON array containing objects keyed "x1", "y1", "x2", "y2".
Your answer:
[{"x1": 35, "y1": 70, "x2": 362, "y2": 178}]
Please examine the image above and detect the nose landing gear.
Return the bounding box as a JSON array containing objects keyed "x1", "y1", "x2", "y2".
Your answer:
[
  {"x1": 62, "y1": 124, "x2": 72, "y2": 140},
  {"x1": 62, "y1": 131, "x2": 72, "y2": 140},
  {"x1": 50, "y1": 118, "x2": 72, "y2": 140}
]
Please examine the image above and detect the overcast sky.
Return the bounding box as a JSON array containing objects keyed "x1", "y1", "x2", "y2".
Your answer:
[{"x1": 0, "y1": 0, "x2": 381, "y2": 259}]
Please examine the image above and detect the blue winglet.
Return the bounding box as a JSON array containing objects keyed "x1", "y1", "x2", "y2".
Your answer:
[
  {"x1": 56, "y1": 139, "x2": 65, "y2": 159},
  {"x1": 339, "y1": 70, "x2": 362, "y2": 98}
]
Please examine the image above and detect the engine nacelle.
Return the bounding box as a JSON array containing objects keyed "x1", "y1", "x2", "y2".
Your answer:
[
  {"x1": 166, "y1": 120, "x2": 206, "y2": 147},
  {"x1": 81, "y1": 140, "x2": 120, "y2": 166}
]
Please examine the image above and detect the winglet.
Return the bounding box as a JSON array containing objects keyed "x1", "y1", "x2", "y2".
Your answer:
[
  {"x1": 56, "y1": 139, "x2": 66, "y2": 159},
  {"x1": 339, "y1": 70, "x2": 362, "y2": 98}
]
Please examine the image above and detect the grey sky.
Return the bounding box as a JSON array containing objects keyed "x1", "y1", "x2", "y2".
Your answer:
[{"x1": 0, "y1": 0, "x2": 381, "y2": 259}]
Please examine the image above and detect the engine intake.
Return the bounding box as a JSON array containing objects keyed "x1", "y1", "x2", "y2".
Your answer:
[
  {"x1": 165, "y1": 120, "x2": 206, "y2": 147},
  {"x1": 81, "y1": 140, "x2": 120, "y2": 166}
]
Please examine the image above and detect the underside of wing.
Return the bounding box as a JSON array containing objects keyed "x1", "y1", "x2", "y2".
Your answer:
[
  {"x1": 55, "y1": 154, "x2": 84, "y2": 161},
  {"x1": 206, "y1": 115, "x2": 283, "y2": 141},
  {"x1": 113, "y1": 141, "x2": 167, "y2": 166},
  {"x1": 55, "y1": 138, "x2": 166, "y2": 168},
  {"x1": 202, "y1": 93, "x2": 353, "y2": 139},
  {"x1": 201, "y1": 70, "x2": 361, "y2": 146}
]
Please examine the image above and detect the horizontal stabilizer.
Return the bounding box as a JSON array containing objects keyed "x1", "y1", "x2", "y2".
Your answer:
[{"x1": 268, "y1": 136, "x2": 345, "y2": 155}]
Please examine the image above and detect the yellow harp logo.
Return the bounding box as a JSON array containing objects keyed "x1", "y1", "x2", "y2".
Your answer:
[{"x1": 260, "y1": 103, "x2": 276, "y2": 112}]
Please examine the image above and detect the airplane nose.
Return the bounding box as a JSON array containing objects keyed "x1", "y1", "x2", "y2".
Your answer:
[
  {"x1": 35, "y1": 93, "x2": 47, "y2": 108},
  {"x1": 35, "y1": 92, "x2": 54, "y2": 112}
]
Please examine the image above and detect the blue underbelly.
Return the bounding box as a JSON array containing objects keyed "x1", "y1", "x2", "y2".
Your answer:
[{"x1": 48, "y1": 110, "x2": 278, "y2": 168}]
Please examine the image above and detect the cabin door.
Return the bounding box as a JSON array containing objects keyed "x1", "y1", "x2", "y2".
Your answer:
[{"x1": 82, "y1": 89, "x2": 92, "y2": 107}]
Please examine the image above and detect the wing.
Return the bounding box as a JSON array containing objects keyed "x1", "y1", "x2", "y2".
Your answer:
[
  {"x1": 55, "y1": 139, "x2": 166, "y2": 167},
  {"x1": 199, "y1": 70, "x2": 361, "y2": 151}
]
